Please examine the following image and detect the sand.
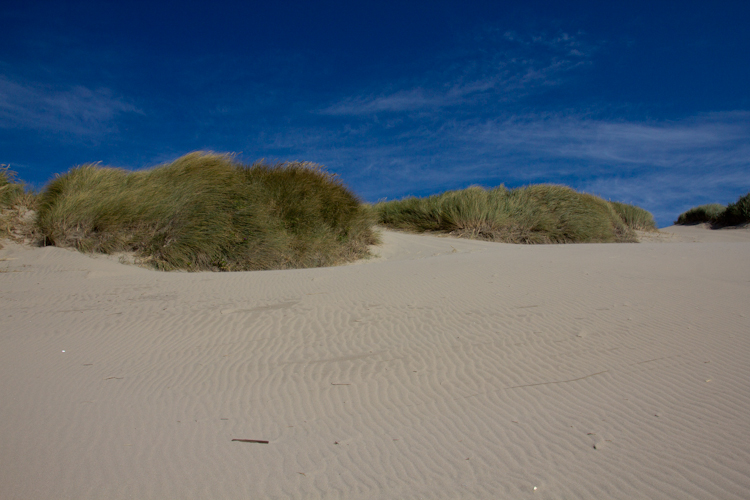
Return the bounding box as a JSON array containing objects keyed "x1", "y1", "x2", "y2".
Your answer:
[{"x1": 1, "y1": 225, "x2": 749, "y2": 499}]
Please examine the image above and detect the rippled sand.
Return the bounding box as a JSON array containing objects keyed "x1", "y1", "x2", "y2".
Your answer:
[{"x1": 1, "y1": 225, "x2": 749, "y2": 499}]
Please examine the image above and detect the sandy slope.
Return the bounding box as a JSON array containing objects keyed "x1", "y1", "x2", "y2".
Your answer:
[
  {"x1": 640, "y1": 223, "x2": 750, "y2": 243},
  {"x1": 1, "y1": 227, "x2": 749, "y2": 499}
]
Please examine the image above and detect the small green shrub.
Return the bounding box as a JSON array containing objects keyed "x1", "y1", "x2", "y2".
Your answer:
[
  {"x1": 375, "y1": 184, "x2": 639, "y2": 243},
  {"x1": 675, "y1": 203, "x2": 725, "y2": 225},
  {"x1": 36, "y1": 152, "x2": 377, "y2": 271}
]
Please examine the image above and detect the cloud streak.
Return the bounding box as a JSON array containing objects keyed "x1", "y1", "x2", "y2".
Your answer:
[
  {"x1": 321, "y1": 30, "x2": 592, "y2": 116},
  {"x1": 0, "y1": 76, "x2": 141, "y2": 137},
  {"x1": 464, "y1": 112, "x2": 750, "y2": 170}
]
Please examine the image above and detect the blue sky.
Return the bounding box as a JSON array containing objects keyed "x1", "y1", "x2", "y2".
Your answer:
[{"x1": 2, "y1": 0, "x2": 749, "y2": 226}]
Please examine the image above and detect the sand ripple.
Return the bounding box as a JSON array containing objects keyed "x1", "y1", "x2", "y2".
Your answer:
[{"x1": 1, "y1": 233, "x2": 749, "y2": 499}]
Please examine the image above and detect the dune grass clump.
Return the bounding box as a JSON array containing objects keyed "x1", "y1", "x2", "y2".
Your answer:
[
  {"x1": 376, "y1": 184, "x2": 644, "y2": 243},
  {"x1": 675, "y1": 203, "x2": 726, "y2": 225},
  {"x1": 36, "y1": 152, "x2": 377, "y2": 271},
  {"x1": 675, "y1": 193, "x2": 750, "y2": 227},
  {"x1": 1, "y1": 168, "x2": 23, "y2": 207},
  {"x1": 608, "y1": 201, "x2": 657, "y2": 231},
  {"x1": 1, "y1": 167, "x2": 38, "y2": 246},
  {"x1": 714, "y1": 193, "x2": 750, "y2": 226}
]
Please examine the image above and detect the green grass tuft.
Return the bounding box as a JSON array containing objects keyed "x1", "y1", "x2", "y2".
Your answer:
[
  {"x1": 714, "y1": 193, "x2": 750, "y2": 226},
  {"x1": 608, "y1": 201, "x2": 657, "y2": 231},
  {"x1": 675, "y1": 203, "x2": 726, "y2": 225},
  {"x1": 1, "y1": 166, "x2": 38, "y2": 246},
  {"x1": 675, "y1": 194, "x2": 750, "y2": 227},
  {"x1": 376, "y1": 184, "x2": 644, "y2": 243},
  {"x1": 35, "y1": 152, "x2": 377, "y2": 271},
  {"x1": 1, "y1": 167, "x2": 25, "y2": 209}
]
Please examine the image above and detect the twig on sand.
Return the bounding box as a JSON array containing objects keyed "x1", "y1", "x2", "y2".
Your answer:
[{"x1": 232, "y1": 439, "x2": 269, "y2": 444}]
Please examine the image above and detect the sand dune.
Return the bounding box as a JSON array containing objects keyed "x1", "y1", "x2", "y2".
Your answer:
[{"x1": 1, "y1": 226, "x2": 749, "y2": 499}]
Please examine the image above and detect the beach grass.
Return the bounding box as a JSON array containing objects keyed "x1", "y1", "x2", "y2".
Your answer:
[
  {"x1": 0, "y1": 167, "x2": 26, "y2": 209},
  {"x1": 715, "y1": 193, "x2": 750, "y2": 226},
  {"x1": 35, "y1": 152, "x2": 377, "y2": 271},
  {"x1": 675, "y1": 193, "x2": 750, "y2": 227},
  {"x1": 375, "y1": 184, "x2": 650, "y2": 243},
  {"x1": 0, "y1": 167, "x2": 38, "y2": 245},
  {"x1": 675, "y1": 203, "x2": 726, "y2": 225},
  {"x1": 608, "y1": 201, "x2": 657, "y2": 231}
]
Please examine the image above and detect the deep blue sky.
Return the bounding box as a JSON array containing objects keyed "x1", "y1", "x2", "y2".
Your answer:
[{"x1": 2, "y1": 0, "x2": 749, "y2": 226}]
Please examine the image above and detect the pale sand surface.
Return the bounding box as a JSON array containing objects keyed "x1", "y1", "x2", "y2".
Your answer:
[
  {"x1": 1, "y1": 226, "x2": 749, "y2": 499},
  {"x1": 639, "y1": 223, "x2": 750, "y2": 243}
]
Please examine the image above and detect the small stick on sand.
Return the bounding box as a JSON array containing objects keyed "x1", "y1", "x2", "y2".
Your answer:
[{"x1": 232, "y1": 439, "x2": 269, "y2": 444}]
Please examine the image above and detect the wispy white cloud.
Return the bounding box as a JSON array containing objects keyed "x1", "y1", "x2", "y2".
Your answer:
[
  {"x1": 501, "y1": 30, "x2": 592, "y2": 58},
  {"x1": 321, "y1": 88, "x2": 437, "y2": 115},
  {"x1": 0, "y1": 76, "x2": 141, "y2": 137},
  {"x1": 321, "y1": 30, "x2": 592, "y2": 116},
  {"x1": 465, "y1": 111, "x2": 750, "y2": 169}
]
